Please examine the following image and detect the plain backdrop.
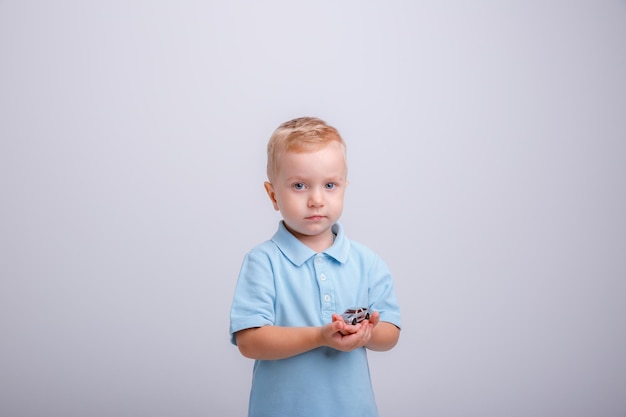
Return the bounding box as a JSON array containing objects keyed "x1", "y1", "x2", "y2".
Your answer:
[{"x1": 1, "y1": 1, "x2": 625, "y2": 416}]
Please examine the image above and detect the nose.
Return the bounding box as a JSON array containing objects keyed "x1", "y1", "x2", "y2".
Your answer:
[{"x1": 308, "y1": 189, "x2": 324, "y2": 207}]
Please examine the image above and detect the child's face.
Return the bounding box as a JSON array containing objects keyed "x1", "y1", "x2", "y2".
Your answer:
[{"x1": 265, "y1": 141, "x2": 347, "y2": 249}]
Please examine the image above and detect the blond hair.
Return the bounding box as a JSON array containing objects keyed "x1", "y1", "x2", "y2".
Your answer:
[{"x1": 266, "y1": 117, "x2": 346, "y2": 181}]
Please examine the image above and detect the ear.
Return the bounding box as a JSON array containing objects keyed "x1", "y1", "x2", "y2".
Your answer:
[{"x1": 264, "y1": 181, "x2": 280, "y2": 211}]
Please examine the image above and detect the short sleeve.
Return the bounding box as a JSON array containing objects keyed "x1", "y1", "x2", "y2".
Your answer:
[
  {"x1": 367, "y1": 255, "x2": 402, "y2": 329},
  {"x1": 229, "y1": 249, "x2": 276, "y2": 345}
]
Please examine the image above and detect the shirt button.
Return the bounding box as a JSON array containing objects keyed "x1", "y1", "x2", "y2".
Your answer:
[
  {"x1": 315, "y1": 257, "x2": 323, "y2": 264},
  {"x1": 320, "y1": 274, "x2": 326, "y2": 281},
  {"x1": 324, "y1": 294, "x2": 331, "y2": 302}
]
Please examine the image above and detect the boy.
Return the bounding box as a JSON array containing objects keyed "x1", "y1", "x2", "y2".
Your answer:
[{"x1": 229, "y1": 117, "x2": 401, "y2": 417}]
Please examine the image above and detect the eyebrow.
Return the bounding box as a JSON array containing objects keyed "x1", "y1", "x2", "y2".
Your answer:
[{"x1": 284, "y1": 175, "x2": 345, "y2": 183}]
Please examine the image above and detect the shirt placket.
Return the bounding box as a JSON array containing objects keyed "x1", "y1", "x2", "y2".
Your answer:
[{"x1": 314, "y1": 254, "x2": 335, "y2": 320}]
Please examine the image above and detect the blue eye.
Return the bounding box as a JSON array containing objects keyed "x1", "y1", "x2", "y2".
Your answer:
[
  {"x1": 325, "y1": 183, "x2": 336, "y2": 190},
  {"x1": 293, "y1": 183, "x2": 306, "y2": 190}
]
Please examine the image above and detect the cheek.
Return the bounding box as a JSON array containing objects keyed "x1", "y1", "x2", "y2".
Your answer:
[
  {"x1": 331, "y1": 192, "x2": 345, "y2": 203},
  {"x1": 276, "y1": 194, "x2": 296, "y2": 209}
]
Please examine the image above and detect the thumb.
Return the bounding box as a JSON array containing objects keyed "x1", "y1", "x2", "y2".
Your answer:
[
  {"x1": 328, "y1": 318, "x2": 346, "y2": 335},
  {"x1": 332, "y1": 313, "x2": 344, "y2": 323}
]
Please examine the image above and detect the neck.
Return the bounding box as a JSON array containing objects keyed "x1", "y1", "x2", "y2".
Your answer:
[{"x1": 286, "y1": 226, "x2": 334, "y2": 253}]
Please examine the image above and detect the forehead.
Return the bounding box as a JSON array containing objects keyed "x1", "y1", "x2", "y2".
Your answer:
[{"x1": 276, "y1": 142, "x2": 347, "y2": 177}]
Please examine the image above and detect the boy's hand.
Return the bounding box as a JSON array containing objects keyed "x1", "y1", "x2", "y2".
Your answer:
[
  {"x1": 332, "y1": 311, "x2": 380, "y2": 335},
  {"x1": 320, "y1": 311, "x2": 381, "y2": 352}
]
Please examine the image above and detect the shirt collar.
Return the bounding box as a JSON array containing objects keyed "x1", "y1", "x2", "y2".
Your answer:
[{"x1": 271, "y1": 221, "x2": 350, "y2": 266}]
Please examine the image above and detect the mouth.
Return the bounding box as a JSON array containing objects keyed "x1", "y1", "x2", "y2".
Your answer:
[{"x1": 305, "y1": 215, "x2": 326, "y2": 221}]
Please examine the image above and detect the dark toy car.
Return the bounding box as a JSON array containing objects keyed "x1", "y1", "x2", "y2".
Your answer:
[{"x1": 341, "y1": 307, "x2": 370, "y2": 325}]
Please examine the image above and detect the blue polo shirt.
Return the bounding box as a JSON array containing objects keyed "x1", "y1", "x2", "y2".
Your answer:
[{"x1": 230, "y1": 221, "x2": 401, "y2": 417}]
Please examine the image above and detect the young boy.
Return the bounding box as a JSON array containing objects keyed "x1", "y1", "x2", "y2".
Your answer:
[{"x1": 229, "y1": 117, "x2": 401, "y2": 417}]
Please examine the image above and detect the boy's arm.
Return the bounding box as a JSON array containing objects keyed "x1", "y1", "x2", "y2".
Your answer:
[
  {"x1": 366, "y1": 321, "x2": 400, "y2": 351},
  {"x1": 235, "y1": 316, "x2": 377, "y2": 360}
]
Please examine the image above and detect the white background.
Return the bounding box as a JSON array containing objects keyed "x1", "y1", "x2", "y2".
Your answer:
[{"x1": 1, "y1": 1, "x2": 625, "y2": 416}]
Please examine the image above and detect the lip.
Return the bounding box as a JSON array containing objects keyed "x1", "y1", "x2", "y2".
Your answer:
[{"x1": 305, "y1": 215, "x2": 326, "y2": 221}]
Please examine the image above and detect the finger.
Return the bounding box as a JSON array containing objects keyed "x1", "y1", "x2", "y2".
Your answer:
[
  {"x1": 323, "y1": 320, "x2": 344, "y2": 339},
  {"x1": 369, "y1": 311, "x2": 380, "y2": 326},
  {"x1": 341, "y1": 323, "x2": 360, "y2": 334},
  {"x1": 331, "y1": 320, "x2": 345, "y2": 333}
]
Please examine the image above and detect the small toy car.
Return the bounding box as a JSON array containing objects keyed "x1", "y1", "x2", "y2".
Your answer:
[{"x1": 341, "y1": 307, "x2": 370, "y2": 325}]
